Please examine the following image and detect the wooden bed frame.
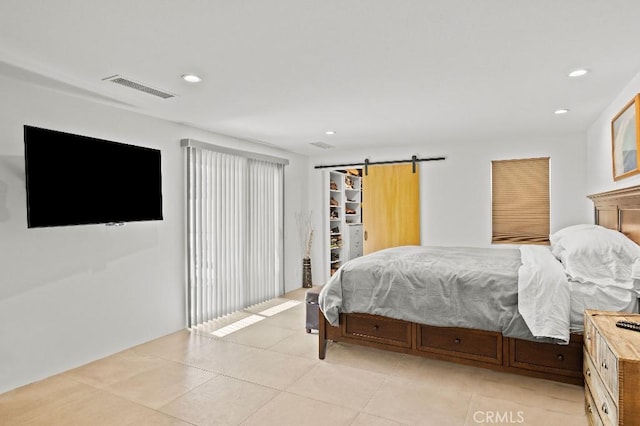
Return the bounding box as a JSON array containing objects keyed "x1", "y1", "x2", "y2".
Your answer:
[{"x1": 318, "y1": 184, "x2": 640, "y2": 386}]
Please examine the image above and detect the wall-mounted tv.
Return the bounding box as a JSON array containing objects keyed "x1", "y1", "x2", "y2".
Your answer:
[{"x1": 24, "y1": 125, "x2": 163, "y2": 228}]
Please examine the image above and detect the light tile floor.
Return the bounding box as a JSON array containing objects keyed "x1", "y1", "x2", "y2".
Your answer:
[{"x1": 0, "y1": 287, "x2": 587, "y2": 425}]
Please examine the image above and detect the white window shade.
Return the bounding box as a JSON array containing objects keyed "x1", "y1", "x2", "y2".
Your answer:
[{"x1": 184, "y1": 139, "x2": 285, "y2": 327}]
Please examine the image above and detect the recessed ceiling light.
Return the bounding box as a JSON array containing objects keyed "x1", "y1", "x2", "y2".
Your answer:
[
  {"x1": 568, "y1": 69, "x2": 589, "y2": 78},
  {"x1": 554, "y1": 109, "x2": 570, "y2": 115},
  {"x1": 182, "y1": 74, "x2": 202, "y2": 83},
  {"x1": 325, "y1": 130, "x2": 336, "y2": 135}
]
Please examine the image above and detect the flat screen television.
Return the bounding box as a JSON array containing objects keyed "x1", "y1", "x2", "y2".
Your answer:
[{"x1": 24, "y1": 125, "x2": 163, "y2": 228}]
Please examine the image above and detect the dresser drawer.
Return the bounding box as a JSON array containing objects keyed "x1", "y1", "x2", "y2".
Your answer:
[
  {"x1": 584, "y1": 382, "x2": 604, "y2": 426},
  {"x1": 417, "y1": 325, "x2": 501, "y2": 364},
  {"x1": 347, "y1": 224, "x2": 363, "y2": 259},
  {"x1": 590, "y1": 369, "x2": 618, "y2": 425},
  {"x1": 584, "y1": 348, "x2": 617, "y2": 424},
  {"x1": 510, "y1": 338, "x2": 583, "y2": 374},
  {"x1": 596, "y1": 334, "x2": 619, "y2": 401},
  {"x1": 343, "y1": 313, "x2": 412, "y2": 348},
  {"x1": 583, "y1": 348, "x2": 597, "y2": 392},
  {"x1": 585, "y1": 346, "x2": 619, "y2": 426}
]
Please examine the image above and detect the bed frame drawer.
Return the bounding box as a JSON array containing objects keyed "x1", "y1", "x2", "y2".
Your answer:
[
  {"x1": 320, "y1": 312, "x2": 585, "y2": 385},
  {"x1": 342, "y1": 313, "x2": 412, "y2": 348},
  {"x1": 509, "y1": 337, "x2": 583, "y2": 375},
  {"x1": 416, "y1": 325, "x2": 502, "y2": 364}
]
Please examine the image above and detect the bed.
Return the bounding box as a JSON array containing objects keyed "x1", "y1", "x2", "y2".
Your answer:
[{"x1": 317, "y1": 185, "x2": 640, "y2": 385}]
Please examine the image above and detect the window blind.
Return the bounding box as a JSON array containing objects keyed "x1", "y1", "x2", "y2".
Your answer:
[
  {"x1": 185, "y1": 142, "x2": 285, "y2": 327},
  {"x1": 491, "y1": 157, "x2": 550, "y2": 244}
]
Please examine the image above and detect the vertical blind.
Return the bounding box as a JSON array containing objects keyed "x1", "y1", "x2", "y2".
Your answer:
[
  {"x1": 491, "y1": 157, "x2": 550, "y2": 244},
  {"x1": 185, "y1": 142, "x2": 285, "y2": 327}
]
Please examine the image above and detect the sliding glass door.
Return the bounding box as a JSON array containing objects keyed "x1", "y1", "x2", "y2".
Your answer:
[{"x1": 184, "y1": 140, "x2": 286, "y2": 327}]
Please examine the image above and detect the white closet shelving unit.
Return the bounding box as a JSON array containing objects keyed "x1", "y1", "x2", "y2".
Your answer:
[{"x1": 325, "y1": 170, "x2": 363, "y2": 281}]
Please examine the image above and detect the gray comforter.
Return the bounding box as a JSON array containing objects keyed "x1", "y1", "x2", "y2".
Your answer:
[{"x1": 319, "y1": 245, "x2": 570, "y2": 343}]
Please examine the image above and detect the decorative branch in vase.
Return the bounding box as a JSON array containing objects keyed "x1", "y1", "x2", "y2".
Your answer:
[{"x1": 295, "y1": 211, "x2": 314, "y2": 288}]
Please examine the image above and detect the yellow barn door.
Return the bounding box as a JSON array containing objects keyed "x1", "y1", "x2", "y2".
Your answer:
[{"x1": 362, "y1": 164, "x2": 420, "y2": 254}]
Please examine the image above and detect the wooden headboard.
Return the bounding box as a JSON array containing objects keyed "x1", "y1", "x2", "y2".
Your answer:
[{"x1": 589, "y1": 184, "x2": 640, "y2": 245}]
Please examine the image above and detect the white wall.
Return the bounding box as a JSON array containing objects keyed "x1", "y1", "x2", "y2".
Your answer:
[
  {"x1": 587, "y1": 71, "x2": 640, "y2": 194},
  {"x1": 0, "y1": 75, "x2": 308, "y2": 393},
  {"x1": 309, "y1": 134, "x2": 591, "y2": 283}
]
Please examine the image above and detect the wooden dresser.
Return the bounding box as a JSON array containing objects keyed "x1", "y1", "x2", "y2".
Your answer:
[{"x1": 584, "y1": 309, "x2": 640, "y2": 425}]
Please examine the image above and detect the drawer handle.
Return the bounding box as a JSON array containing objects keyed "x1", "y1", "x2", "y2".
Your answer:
[
  {"x1": 586, "y1": 368, "x2": 591, "y2": 377},
  {"x1": 557, "y1": 354, "x2": 564, "y2": 362},
  {"x1": 586, "y1": 403, "x2": 593, "y2": 413},
  {"x1": 454, "y1": 338, "x2": 461, "y2": 344},
  {"x1": 602, "y1": 403, "x2": 608, "y2": 415},
  {"x1": 601, "y1": 361, "x2": 608, "y2": 370},
  {"x1": 373, "y1": 325, "x2": 379, "y2": 331}
]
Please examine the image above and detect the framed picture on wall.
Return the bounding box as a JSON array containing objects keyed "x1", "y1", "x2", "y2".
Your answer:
[{"x1": 612, "y1": 93, "x2": 640, "y2": 181}]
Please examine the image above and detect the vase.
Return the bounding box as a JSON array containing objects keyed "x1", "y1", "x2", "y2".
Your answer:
[{"x1": 302, "y1": 257, "x2": 312, "y2": 288}]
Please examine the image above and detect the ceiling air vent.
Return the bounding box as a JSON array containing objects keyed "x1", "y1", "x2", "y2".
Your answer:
[
  {"x1": 102, "y1": 75, "x2": 176, "y2": 99},
  {"x1": 310, "y1": 141, "x2": 335, "y2": 149}
]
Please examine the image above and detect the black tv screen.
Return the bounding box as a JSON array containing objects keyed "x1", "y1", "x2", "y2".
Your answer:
[{"x1": 24, "y1": 125, "x2": 163, "y2": 228}]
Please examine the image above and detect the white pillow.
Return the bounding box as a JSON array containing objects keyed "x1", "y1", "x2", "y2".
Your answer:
[
  {"x1": 552, "y1": 225, "x2": 640, "y2": 291},
  {"x1": 549, "y1": 224, "x2": 602, "y2": 257}
]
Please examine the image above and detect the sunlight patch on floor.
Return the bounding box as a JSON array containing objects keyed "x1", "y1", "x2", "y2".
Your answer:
[
  {"x1": 211, "y1": 314, "x2": 265, "y2": 337},
  {"x1": 210, "y1": 299, "x2": 302, "y2": 337},
  {"x1": 258, "y1": 300, "x2": 301, "y2": 317}
]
